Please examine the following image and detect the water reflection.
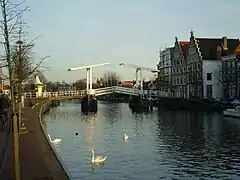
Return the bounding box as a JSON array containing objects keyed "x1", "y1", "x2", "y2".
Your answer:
[
  {"x1": 157, "y1": 109, "x2": 240, "y2": 179},
  {"x1": 99, "y1": 102, "x2": 122, "y2": 125},
  {"x1": 91, "y1": 162, "x2": 105, "y2": 172},
  {"x1": 42, "y1": 117, "x2": 47, "y2": 129},
  {"x1": 45, "y1": 102, "x2": 240, "y2": 179},
  {"x1": 84, "y1": 113, "x2": 97, "y2": 148},
  {"x1": 48, "y1": 108, "x2": 57, "y2": 120}
]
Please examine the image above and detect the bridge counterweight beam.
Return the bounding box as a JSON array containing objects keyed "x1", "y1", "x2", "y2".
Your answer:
[
  {"x1": 86, "y1": 68, "x2": 89, "y2": 93},
  {"x1": 140, "y1": 68, "x2": 143, "y2": 94},
  {"x1": 89, "y1": 67, "x2": 93, "y2": 90},
  {"x1": 135, "y1": 69, "x2": 138, "y2": 87}
]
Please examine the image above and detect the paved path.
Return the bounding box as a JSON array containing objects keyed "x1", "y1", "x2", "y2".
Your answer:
[
  {"x1": 0, "y1": 128, "x2": 8, "y2": 172},
  {"x1": 0, "y1": 101, "x2": 70, "y2": 180}
]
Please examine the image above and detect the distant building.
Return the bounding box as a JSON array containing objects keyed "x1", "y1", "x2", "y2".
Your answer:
[
  {"x1": 157, "y1": 47, "x2": 174, "y2": 92},
  {"x1": 221, "y1": 43, "x2": 240, "y2": 99}
]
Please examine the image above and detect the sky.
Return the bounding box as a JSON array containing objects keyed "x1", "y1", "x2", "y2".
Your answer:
[{"x1": 22, "y1": 0, "x2": 240, "y2": 82}]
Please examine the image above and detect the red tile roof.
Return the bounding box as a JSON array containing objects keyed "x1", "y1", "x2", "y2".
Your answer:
[
  {"x1": 124, "y1": 80, "x2": 136, "y2": 83},
  {"x1": 121, "y1": 83, "x2": 133, "y2": 88},
  {"x1": 180, "y1": 41, "x2": 189, "y2": 46},
  {"x1": 180, "y1": 41, "x2": 189, "y2": 57}
]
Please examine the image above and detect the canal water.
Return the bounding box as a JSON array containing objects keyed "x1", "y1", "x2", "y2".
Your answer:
[{"x1": 45, "y1": 100, "x2": 240, "y2": 180}]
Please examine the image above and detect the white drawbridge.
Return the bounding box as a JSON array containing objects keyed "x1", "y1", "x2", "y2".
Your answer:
[{"x1": 24, "y1": 86, "x2": 173, "y2": 99}]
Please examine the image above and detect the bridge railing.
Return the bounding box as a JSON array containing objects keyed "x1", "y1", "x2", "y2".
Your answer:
[
  {"x1": 43, "y1": 90, "x2": 86, "y2": 98},
  {"x1": 24, "y1": 90, "x2": 87, "y2": 99},
  {"x1": 113, "y1": 86, "x2": 139, "y2": 95},
  {"x1": 24, "y1": 92, "x2": 36, "y2": 99},
  {"x1": 95, "y1": 87, "x2": 114, "y2": 95}
]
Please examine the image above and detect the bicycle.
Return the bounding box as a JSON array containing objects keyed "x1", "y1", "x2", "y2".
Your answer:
[{"x1": 0, "y1": 110, "x2": 8, "y2": 131}]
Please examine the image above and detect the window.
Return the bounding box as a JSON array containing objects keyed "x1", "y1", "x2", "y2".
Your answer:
[
  {"x1": 207, "y1": 73, "x2": 212, "y2": 81},
  {"x1": 198, "y1": 72, "x2": 202, "y2": 81},
  {"x1": 206, "y1": 85, "x2": 213, "y2": 98},
  {"x1": 197, "y1": 63, "x2": 201, "y2": 70},
  {"x1": 228, "y1": 61, "x2": 231, "y2": 68},
  {"x1": 189, "y1": 46, "x2": 196, "y2": 54},
  {"x1": 238, "y1": 62, "x2": 240, "y2": 69}
]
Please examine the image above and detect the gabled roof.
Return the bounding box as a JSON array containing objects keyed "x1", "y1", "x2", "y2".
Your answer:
[
  {"x1": 179, "y1": 41, "x2": 189, "y2": 57},
  {"x1": 196, "y1": 38, "x2": 240, "y2": 60},
  {"x1": 235, "y1": 44, "x2": 240, "y2": 55}
]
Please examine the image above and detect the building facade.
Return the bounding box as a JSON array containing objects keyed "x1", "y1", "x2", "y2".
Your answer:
[
  {"x1": 172, "y1": 31, "x2": 239, "y2": 99},
  {"x1": 185, "y1": 32, "x2": 239, "y2": 99},
  {"x1": 157, "y1": 47, "x2": 174, "y2": 92},
  {"x1": 172, "y1": 38, "x2": 189, "y2": 98},
  {"x1": 221, "y1": 44, "x2": 240, "y2": 99},
  {"x1": 202, "y1": 60, "x2": 222, "y2": 98}
]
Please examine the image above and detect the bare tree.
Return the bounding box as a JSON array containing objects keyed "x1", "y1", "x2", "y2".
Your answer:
[
  {"x1": 0, "y1": 1, "x2": 49, "y2": 179},
  {"x1": 75, "y1": 79, "x2": 86, "y2": 90},
  {"x1": 102, "y1": 71, "x2": 120, "y2": 87}
]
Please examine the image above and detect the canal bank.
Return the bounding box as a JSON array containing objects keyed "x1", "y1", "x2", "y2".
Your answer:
[{"x1": 0, "y1": 99, "x2": 71, "y2": 180}]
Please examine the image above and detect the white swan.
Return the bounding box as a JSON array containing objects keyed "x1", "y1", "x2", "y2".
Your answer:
[
  {"x1": 123, "y1": 133, "x2": 128, "y2": 140},
  {"x1": 48, "y1": 134, "x2": 62, "y2": 144},
  {"x1": 91, "y1": 148, "x2": 107, "y2": 163}
]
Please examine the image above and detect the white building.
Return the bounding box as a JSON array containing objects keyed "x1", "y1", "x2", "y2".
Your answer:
[{"x1": 202, "y1": 60, "x2": 222, "y2": 98}]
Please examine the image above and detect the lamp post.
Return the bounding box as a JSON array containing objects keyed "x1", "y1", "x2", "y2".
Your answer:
[{"x1": 9, "y1": 40, "x2": 23, "y2": 180}]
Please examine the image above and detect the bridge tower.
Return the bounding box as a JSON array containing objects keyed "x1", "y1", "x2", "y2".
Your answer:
[
  {"x1": 119, "y1": 63, "x2": 159, "y2": 111},
  {"x1": 68, "y1": 62, "x2": 110, "y2": 113}
]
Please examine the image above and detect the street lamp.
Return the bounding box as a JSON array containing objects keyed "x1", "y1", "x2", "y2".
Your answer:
[{"x1": 9, "y1": 39, "x2": 24, "y2": 180}]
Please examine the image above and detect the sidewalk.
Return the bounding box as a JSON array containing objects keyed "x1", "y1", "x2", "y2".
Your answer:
[
  {"x1": 0, "y1": 108, "x2": 12, "y2": 176},
  {"x1": 0, "y1": 102, "x2": 70, "y2": 180},
  {"x1": 0, "y1": 129, "x2": 8, "y2": 171}
]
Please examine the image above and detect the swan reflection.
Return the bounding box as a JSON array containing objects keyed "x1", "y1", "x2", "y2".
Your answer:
[{"x1": 91, "y1": 161, "x2": 105, "y2": 172}]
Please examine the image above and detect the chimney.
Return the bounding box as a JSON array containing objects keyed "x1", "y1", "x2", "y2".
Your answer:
[
  {"x1": 223, "y1": 36, "x2": 228, "y2": 50},
  {"x1": 216, "y1": 45, "x2": 222, "y2": 59},
  {"x1": 190, "y1": 30, "x2": 194, "y2": 37},
  {"x1": 175, "y1": 37, "x2": 178, "y2": 46}
]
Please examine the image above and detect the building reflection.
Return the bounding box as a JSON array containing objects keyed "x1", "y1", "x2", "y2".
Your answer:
[
  {"x1": 133, "y1": 113, "x2": 145, "y2": 134},
  {"x1": 156, "y1": 109, "x2": 212, "y2": 153},
  {"x1": 156, "y1": 109, "x2": 240, "y2": 168}
]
